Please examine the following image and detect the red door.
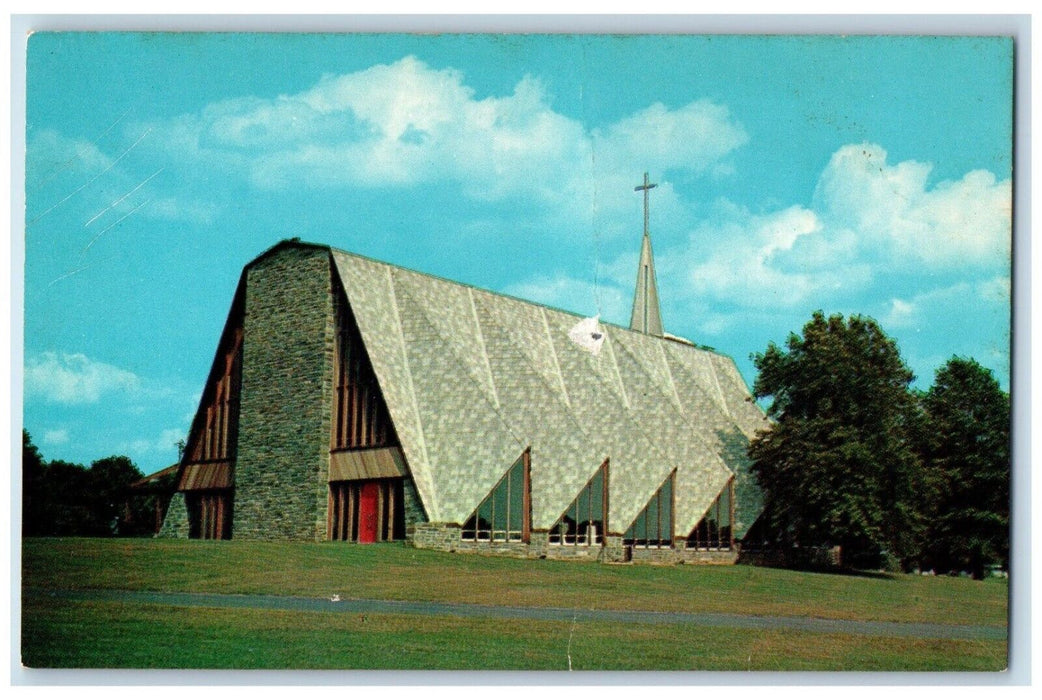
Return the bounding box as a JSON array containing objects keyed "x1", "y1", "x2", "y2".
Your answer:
[{"x1": 358, "y1": 482, "x2": 380, "y2": 543}]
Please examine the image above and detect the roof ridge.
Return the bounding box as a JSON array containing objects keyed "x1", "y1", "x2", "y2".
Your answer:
[{"x1": 325, "y1": 246, "x2": 733, "y2": 354}]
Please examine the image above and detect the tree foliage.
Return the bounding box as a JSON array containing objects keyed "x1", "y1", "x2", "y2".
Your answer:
[
  {"x1": 918, "y1": 358, "x2": 1010, "y2": 578},
  {"x1": 22, "y1": 431, "x2": 153, "y2": 537},
  {"x1": 747, "y1": 312, "x2": 923, "y2": 567}
]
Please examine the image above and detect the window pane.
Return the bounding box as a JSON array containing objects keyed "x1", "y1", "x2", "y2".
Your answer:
[
  {"x1": 576, "y1": 482, "x2": 590, "y2": 531},
  {"x1": 478, "y1": 498, "x2": 492, "y2": 539},
  {"x1": 462, "y1": 514, "x2": 477, "y2": 539},
  {"x1": 590, "y1": 469, "x2": 604, "y2": 524},
  {"x1": 492, "y1": 476, "x2": 508, "y2": 533},
  {"x1": 660, "y1": 477, "x2": 672, "y2": 543},
  {"x1": 509, "y1": 460, "x2": 524, "y2": 532},
  {"x1": 645, "y1": 491, "x2": 659, "y2": 543}
]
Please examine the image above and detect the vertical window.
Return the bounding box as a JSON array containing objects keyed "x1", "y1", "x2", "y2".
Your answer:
[
  {"x1": 686, "y1": 478, "x2": 734, "y2": 551},
  {"x1": 623, "y1": 469, "x2": 675, "y2": 548},
  {"x1": 462, "y1": 452, "x2": 530, "y2": 543},
  {"x1": 549, "y1": 460, "x2": 608, "y2": 545}
]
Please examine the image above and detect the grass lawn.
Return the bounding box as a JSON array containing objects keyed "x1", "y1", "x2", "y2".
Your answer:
[{"x1": 19, "y1": 538, "x2": 1009, "y2": 671}]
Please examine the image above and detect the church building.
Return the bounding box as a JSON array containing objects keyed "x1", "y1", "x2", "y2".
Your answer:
[{"x1": 160, "y1": 178, "x2": 767, "y2": 564}]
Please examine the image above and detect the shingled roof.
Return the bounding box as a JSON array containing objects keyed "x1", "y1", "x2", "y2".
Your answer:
[{"x1": 329, "y1": 247, "x2": 767, "y2": 538}]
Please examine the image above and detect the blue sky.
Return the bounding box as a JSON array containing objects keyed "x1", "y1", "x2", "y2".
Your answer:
[{"x1": 22, "y1": 32, "x2": 1012, "y2": 475}]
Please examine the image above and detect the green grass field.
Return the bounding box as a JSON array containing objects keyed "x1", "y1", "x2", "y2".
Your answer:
[{"x1": 20, "y1": 538, "x2": 1008, "y2": 671}]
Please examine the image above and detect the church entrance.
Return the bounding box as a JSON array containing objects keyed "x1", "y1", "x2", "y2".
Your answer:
[
  {"x1": 357, "y1": 481, "x2": 380, "y2": 543},
  {"x1": 328, "y1": 478, "x2": 405, "y2": 543}
]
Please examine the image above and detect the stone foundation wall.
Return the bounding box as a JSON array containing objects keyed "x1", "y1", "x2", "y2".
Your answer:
[{"x1": 406, "y1": 524, "x2": 734, "y2": 565}]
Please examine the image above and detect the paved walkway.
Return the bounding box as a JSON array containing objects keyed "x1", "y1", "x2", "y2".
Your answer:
[{"x1": 27, "y1": 587, "x2": 1007, "y2": 641}]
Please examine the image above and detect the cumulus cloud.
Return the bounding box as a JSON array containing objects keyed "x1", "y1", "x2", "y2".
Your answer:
[
  {"x1": 26, "y1": 127, "x2": 199, "y2": 231},
  {"x1": 648, "y1": 142, "x2": 1011, "y2": 329},
  {"x1": 143, "y1": 56, "x2": 746, "y2": 226},
  {"x1": 883, "y1": 298, "x2": 917, "y2": 329},
  {"x1": 25, "y1": 352, "x2": 141, "y2": 404},
  {"x1": 685, "y1": 203, "x2": 872, "y2": 310},
  {"x1": 593, "y1": 100, "x2": 749, "y2": 176},
  {"x1": 813, "y1": 143, "x2": 1011, "y2": 269}
]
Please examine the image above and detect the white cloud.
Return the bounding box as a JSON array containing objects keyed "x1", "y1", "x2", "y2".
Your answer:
[
  {"x1": 638, "y1": 141, "x2": 1011, "y2": 332},
  {"x1": 592, "y1": 100, "x2": 748, "y2": 176},
  {"x1": 25, "y1": 352, "x2": 141, "y2": 404},
  {"x1": 42, "y1": 428, "x2": 69, "y2": 445},
  {"x1": 883, "y1": 298, "x2": 917, "y2": 329},
  {"x1": 147, "y1": 56, "x2": 747, "y2": 230},
  {"x1": 683, "y1": 203, "x2": 872, "y2": 310},
  {"x1": 26, "y1": 129, "x2": 114, "y2": 190},
  {"x1": 158, "y1": 428, "x2": 188, "y2": 449},
  {"x1": 813, "y1": 143, "x2": 1011, "y2": 269}
]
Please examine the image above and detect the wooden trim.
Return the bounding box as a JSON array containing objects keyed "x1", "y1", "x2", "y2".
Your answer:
[
  {"x1": 384, "y1": 482, "x2": 394, "y2": 541},
  {"x1": 179, "y1": 461, "x2": 233, "y2": 491},
  {"x1": 729, "y1": 474, "x2": 737, "y2": 554},
  {"x1": 669, "y1": 468, "x2": 677, "y2": 547},
  {"x1": 522, "y1": 448, "x2": 532, "y2": 543}
]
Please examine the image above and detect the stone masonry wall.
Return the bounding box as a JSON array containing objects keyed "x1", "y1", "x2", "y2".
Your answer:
[
  {"x1": 402, "y1": 478, "x2": 427, "y2": 528},
  {"x1": 157, "y1": 492, "x2": 189, "y2": 538},
  {"x1": 233, "y1": 244, "x2": 336, "y2": 540}
]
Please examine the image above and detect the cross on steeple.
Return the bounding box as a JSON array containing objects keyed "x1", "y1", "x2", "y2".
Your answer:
[
  {"x1": 634, "y1": 172, "x2": 657, "y2": 238},
  {"x1": 630, "y1": 172, "x2": 664, "y2": 337}
]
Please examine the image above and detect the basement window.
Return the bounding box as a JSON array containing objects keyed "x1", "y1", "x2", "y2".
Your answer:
[
  {"x1": 623, "y1": 469, "x2": 675, "y2": 548},
  {"x1": 549, "y1": 460, "x2": 608, "y2": 546},
  {"x1": 461, "y1": 451, "x2": 530, "y2": 543}
]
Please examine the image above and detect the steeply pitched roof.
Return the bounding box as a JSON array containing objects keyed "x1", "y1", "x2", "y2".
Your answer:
[{"x1": 329, "y1": 246, "x2": 767, "y2": 537}]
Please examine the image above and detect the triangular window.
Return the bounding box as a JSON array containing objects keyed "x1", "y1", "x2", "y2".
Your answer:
[
  {"x1": 623, "y1": 469, "x2": 675, "y2": 548},
  {"x1": 549, "y1": 460, "x2": 609, "y2": 546},
  {"x1": 461, "y1": 451, "x2": 530, "y2": 543},
  {"x1": 686, "y1": 478, "x2": 733, "y2": 551}
]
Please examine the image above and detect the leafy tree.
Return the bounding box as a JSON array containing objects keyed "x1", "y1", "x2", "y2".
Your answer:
[
  {"x1": 748, "y1": 312, "x2": 923, "y2": 568},
  {"x1": 22, "y1": 433, "x2": 147, "y2": 537},
  {"x1": 25, "y1": 457, "x2": 93, "y2": 536},
  {"x1": 919, "y1": 357, "x2": 1010, "y2": 579},
  {"x1": 85, "y1": 456, "x2": 146, "y2": 535},
  {"x1": 22, "y1": 431, "x2": 48, "y2": 536}
]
